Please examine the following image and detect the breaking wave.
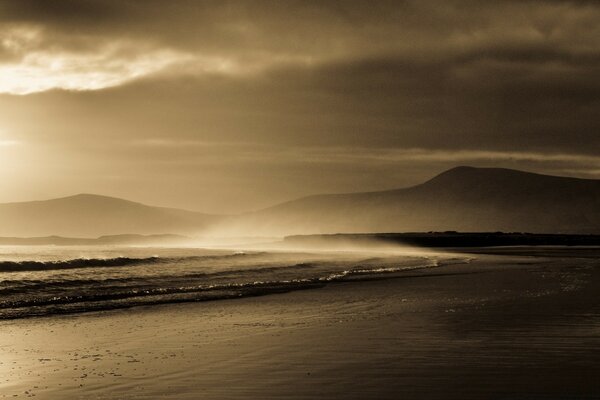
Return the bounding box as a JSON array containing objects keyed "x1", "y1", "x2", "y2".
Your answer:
[
  {"x1": 0, "y1": 248, "x2": 461, "y2": 319},
  {"x1": 0, "y1": 252, "x2": 259, "y2": 272}
]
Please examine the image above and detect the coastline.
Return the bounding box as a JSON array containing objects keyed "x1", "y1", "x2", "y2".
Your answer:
[{"x1": 1, "y1": 250, "x2": 599, "y2": 399}]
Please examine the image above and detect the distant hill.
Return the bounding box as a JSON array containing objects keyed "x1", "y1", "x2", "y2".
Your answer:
[
  {"x1": 0, "y1": 234, "x2": 192, "y2": 246},
  {"x1": 1, "y1": 167, "x2": 599, "y2": 238},
  {"x1": 219, "y1": 166, "x2": 600, "y2": 235},
  {"x1": 0, "y1": 194, "x2": 217, "y2": 237}
]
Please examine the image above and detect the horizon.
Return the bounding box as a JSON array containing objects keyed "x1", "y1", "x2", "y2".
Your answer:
[{"x1": 1, "y1": 1, "x2": 599, "y2": 213}]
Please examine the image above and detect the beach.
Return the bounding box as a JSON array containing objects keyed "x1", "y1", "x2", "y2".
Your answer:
[{"x1": 1, "y1": 249, "x2": 599, "y2": 399}]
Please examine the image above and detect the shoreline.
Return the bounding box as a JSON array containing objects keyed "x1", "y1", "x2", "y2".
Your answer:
[{"x1": 1, "y1": 250, "x2": 599, "y2": 399}]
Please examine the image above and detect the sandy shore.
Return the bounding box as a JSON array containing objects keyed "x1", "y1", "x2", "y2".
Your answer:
[{"x1": 1, "y1": 249, "x2": 599, "y2": 399}]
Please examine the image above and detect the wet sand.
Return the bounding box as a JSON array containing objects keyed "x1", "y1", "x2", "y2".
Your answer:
[{"x1": 1, "y1": 249, "x2": 599, "y2": 399}]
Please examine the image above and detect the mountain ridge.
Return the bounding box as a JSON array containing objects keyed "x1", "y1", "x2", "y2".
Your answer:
[
  {"x1": 229, "y1": 166, "x2": 600, "y2": 235},
  {"x1": 1, "y1": 166, "x2": 599, "y2": 237},
  {"x1": 0, "y1": 192, "x2": 217, "y2": 237}
]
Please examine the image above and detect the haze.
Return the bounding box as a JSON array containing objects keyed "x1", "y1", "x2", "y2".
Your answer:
[{"x1": 1, "y1": 0, "x2": 599, "y2": 213}]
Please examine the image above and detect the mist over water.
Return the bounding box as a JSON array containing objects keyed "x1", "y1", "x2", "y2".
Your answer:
[{"x1": 0, "y1": 242, "x2": 464, "y2": 319}]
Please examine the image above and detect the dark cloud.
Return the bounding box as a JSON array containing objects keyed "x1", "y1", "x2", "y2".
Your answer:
[{"x1": 0, "y1": 0, "x2": 124, "y2": 26}]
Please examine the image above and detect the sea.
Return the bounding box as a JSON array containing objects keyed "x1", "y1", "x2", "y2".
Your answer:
[{"x1": 0, "y1": 245, "x2": 461, "y2": 319}]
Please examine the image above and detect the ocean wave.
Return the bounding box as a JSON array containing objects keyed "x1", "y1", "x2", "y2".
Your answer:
[
  {"x1": 321, "y1": 261, "x2": 439, "y2": 282},
  {"x1": 0, "y1": 256, "x2": 163, "y2": 272},
  {"x1": 0, "y1": 252, "x2": 261, "y2": 272},
  {"x1": 0, "y1": 250, "x2": 466, "y2": 319},
  {"x1": 0, "y1": 260, "x2": 423, "y2": 294},
  {"x1": 0, "y1": 260, "x2": 446, "y2": 319},
  {"x1": 0, "y1": 280, "x2": 323, "y2": 310}
]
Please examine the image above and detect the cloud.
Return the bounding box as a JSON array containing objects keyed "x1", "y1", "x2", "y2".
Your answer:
[
  {"x1": 1, "y1": 0, "x2": 599, "y2": 97},
  {"x1": 280, "y1": 147, "x2": 600, "y2": 166},
  {"x1": 0, "y1": 21, "x2": 318, "y2": 94},
  {"x1": 116, "y1": 140, "x2": 600, "y2": 173},
  {"x1": 0, "y1": 24, "x2": 194, "y2": 94}
]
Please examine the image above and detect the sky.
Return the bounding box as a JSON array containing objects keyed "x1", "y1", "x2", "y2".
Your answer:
[{"x1": 0, "y1": 0, "x2": 598, "y2": 213}]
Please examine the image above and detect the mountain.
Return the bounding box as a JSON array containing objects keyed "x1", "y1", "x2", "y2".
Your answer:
[
  {"x1": 2, "y1": 167, "x2": 599, "y2": 238},
  {"x1": 0, "y1": 234, "x2": 192, "y2": 246},
  {"x1": 218, "y1": 166, "x2": 600, "y2": 235},
  {"x1": 0, "y1": 194, "x2": 218, "y2": 237}
]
